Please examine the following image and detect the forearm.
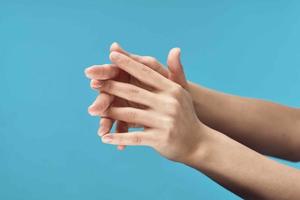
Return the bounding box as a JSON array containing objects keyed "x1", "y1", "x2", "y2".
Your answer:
[
  {"x1": 185, "y1": 126, "x2": 300, "y2": 200},
  {"x1": 187, "y1": 81, "x2": 300, "y2": 161}
]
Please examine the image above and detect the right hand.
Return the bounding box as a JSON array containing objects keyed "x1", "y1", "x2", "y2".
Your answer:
[{"x1": 85, "y1": 43, "x2": 188, "y2": 150}]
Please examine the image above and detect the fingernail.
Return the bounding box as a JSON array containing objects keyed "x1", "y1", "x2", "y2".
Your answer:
[
  {"x1": 92, "y1": 80, "x2": 104, "y2": 88},
  {"x1": 98, "y1": 126, "x2": 107, "y2": 136},
  {"x1": 98, "y1": 127, "x2": 103, "y2": 136},
  {"x1": 84, "y1": 67, "x2": 93, "y2": 77},
  {"x1": 112, "y1": 42, "x2": 119, "y2": 47},
  {"x1": 88, "y1": 104, "x2": 97, "y2": 116},
  {"x1": 110, "y1": 52, "x2": 120, "y2": 61},
  {"x1": 102, "y1": 134, "x2": 113, "y2": 143}
]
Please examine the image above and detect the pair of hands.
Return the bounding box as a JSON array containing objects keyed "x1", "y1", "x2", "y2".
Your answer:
[{"x1": 85, "y1": 43, "x2": 206, "y2": 163}]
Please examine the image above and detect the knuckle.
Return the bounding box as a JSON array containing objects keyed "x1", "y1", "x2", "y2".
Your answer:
[
  {"x1": 128, "y1": 86, "x2": 140, "y2": 99},
  {"x1": 169, "y1": 84, "x2": 184, "y2": 98},
  {"x1": 132, "y1": 135, "x2": 142, "y2": 144},
  {"x1": 162, "y1": 116, "x2": 175, "y2": 132},
  {"x1": 127, "y1": 110, "x2": 137, "y2": 120},
  {"x1": 164, "y1": 97, "x2": 180, "y2": 117},
  {"x1": 169, "y1": 97, "x2": 180, "y2": 109}
]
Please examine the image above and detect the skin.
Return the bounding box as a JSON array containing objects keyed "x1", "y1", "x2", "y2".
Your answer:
[
  {"x1": 188, "y1": 83, "x2": 300, "y2": 161},
  {"x1": 85, "y1": 44, "x2": 300, "y2": 199},
  {"x1": 86, "y1": 43, "x2": 188, "y2": 150},
  {"x1": 86, "y1": 43, "x2": 300, "y2": 161}
]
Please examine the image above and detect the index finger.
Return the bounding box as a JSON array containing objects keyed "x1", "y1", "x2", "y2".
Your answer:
[
  {"x1": 110, "y1": 42, "x2": 169, "y2": 78},
  {"x1": 85, "y1": 64, "x2": 120, "y2": 80},
  {"x1": 109, "y1": 51, "x2": 171, "y2": 90}
]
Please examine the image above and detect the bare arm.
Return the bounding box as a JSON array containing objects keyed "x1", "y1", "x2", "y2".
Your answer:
[
  {"x1": 87, "y1": 42, "x2": 300, "y2": 161},
  {"x1": 85, "y1": 51, "x2": 300, "y2": 199},
  {"x1": 188, "y1": 82, "x2": 300, "y2": 161},
  {"x1": 186, "y1": 126, "x2": 300, "y2": 200}
]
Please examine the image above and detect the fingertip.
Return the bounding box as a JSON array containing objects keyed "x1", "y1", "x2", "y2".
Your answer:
[
  {"x1": 175, "y1": 47, "x2": 181, "y2": 56},
  {"x1": 169, "y1": 47, "x2": 181, "y2": 57},
  {"x1": 88, "y1": 104, "x2": 98, "y2": 116},
  {"x1": 174, "y1": 47, "x2": 181, "y2": 52},
  {"x1": 90, "y1": 79, "x2": 98, "y2": 88},
  {"x1": 98, "y1": 121, "x2": 111, "y2": 136},
  {"x1": 90, "y1": 79, "x2": 104, "y2": 89},
  {"x1": 110, "y1": 42, "x2": 120, "y2": 51},
  {"x1": 102, "y1": 134, "x2": 113, "y2": 143},
  {"x1": 84, "y1": 66, "x2": 93, "y2": 77},
  {"x1": 97, "y1": 126, "x2": 104, "y2": 137},
  {"x1": 117, "y1": 145, "x2": 126, "y2": 151},
  {"x1": 97, "y1": 130, "x2": 102, "y2": 137},
  {"x1": 85, "y1": 65, "x2": 100, "y2": 78}
]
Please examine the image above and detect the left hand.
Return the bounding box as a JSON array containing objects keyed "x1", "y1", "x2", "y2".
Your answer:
[
  {"x1": 86, "y1": 51, "x2": 206, "y2": 162},
  {"x1": 85, "y1": 43, "x2": 188, "y2": 151}
]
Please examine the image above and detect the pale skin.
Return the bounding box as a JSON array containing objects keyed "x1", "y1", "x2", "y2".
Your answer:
[{"x1": 85, "y1": 43, "x2": 300, "y2": 199}]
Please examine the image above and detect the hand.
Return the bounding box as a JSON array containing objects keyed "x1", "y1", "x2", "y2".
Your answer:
[
  {"x1": 88, "y1": 51, "x2": 206, "y2": 163},
  {"x1": 85, "y1": 43, "x2": 188, "y2": 150}
]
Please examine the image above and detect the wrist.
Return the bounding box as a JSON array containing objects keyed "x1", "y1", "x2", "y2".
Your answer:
[
  {"x1": 181, "y1": 123, "x2": 214, "y2": 168},
  {"x1": 187, "y1": 81, "x2": 205, "y2": 118}
]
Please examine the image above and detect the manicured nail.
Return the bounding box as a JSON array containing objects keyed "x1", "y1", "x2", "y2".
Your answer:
[{"x1": 102, "y1": 134, "x2": 113, "y2": 143}]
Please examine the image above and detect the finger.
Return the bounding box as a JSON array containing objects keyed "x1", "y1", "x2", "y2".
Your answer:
[
  {"x1": 110, "y1": 42, "x2": 168, "y2": 78},
  {"x1": 97, "y1": 80, "x2": 157, "y2": 108},
  {"x1": 90, "y1": 79, "x2": 103, "y2": 90},
  {"x1": 167, "y1": 48, "x2": 188, "y2": 89},
  {"x1": 101, "y1": 131, "x2": 154, "y2": 146},
  {"x1": 116, "y1": 120, "x2": 128, "y2": 150},
  {"x1": 127, "y1": 123, "x2": 143, "y2": 128},
  {"x1": 103, "y1": 107, "x2": 160, "y2": 128},
  {"x1": 98, "y1": 117, "x2": 114, "y2": 136},
  {"x1": 85, "y1": 64, "x2": 120, "y2": 80},
  {"x1": 135, "y1": 56, "x2": 169, "y2": 78},
  {"x1": 109, "y1": 51, "x2": 171, "y2": 90},
  {"x1": 88, "y1": 93, "x2": 114, "y2": 116}
]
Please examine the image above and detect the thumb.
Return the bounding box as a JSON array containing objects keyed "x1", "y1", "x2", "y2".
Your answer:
[{"x1": 167, "y1": 48, "x2": 188, "y2": 89}]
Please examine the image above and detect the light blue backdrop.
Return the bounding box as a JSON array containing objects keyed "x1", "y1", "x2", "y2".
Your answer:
[{"x1": 1, "y1": 0, "x2": 300, "y2": 199}]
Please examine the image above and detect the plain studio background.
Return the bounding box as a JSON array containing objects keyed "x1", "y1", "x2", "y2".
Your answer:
[{"x1": 1, "y1": 0, "x2": 300, "y2": 199}]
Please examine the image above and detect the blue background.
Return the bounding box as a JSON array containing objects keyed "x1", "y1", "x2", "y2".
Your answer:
[{"x1": 1, "y1": 0, "x2": 300, "y2": 199}]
